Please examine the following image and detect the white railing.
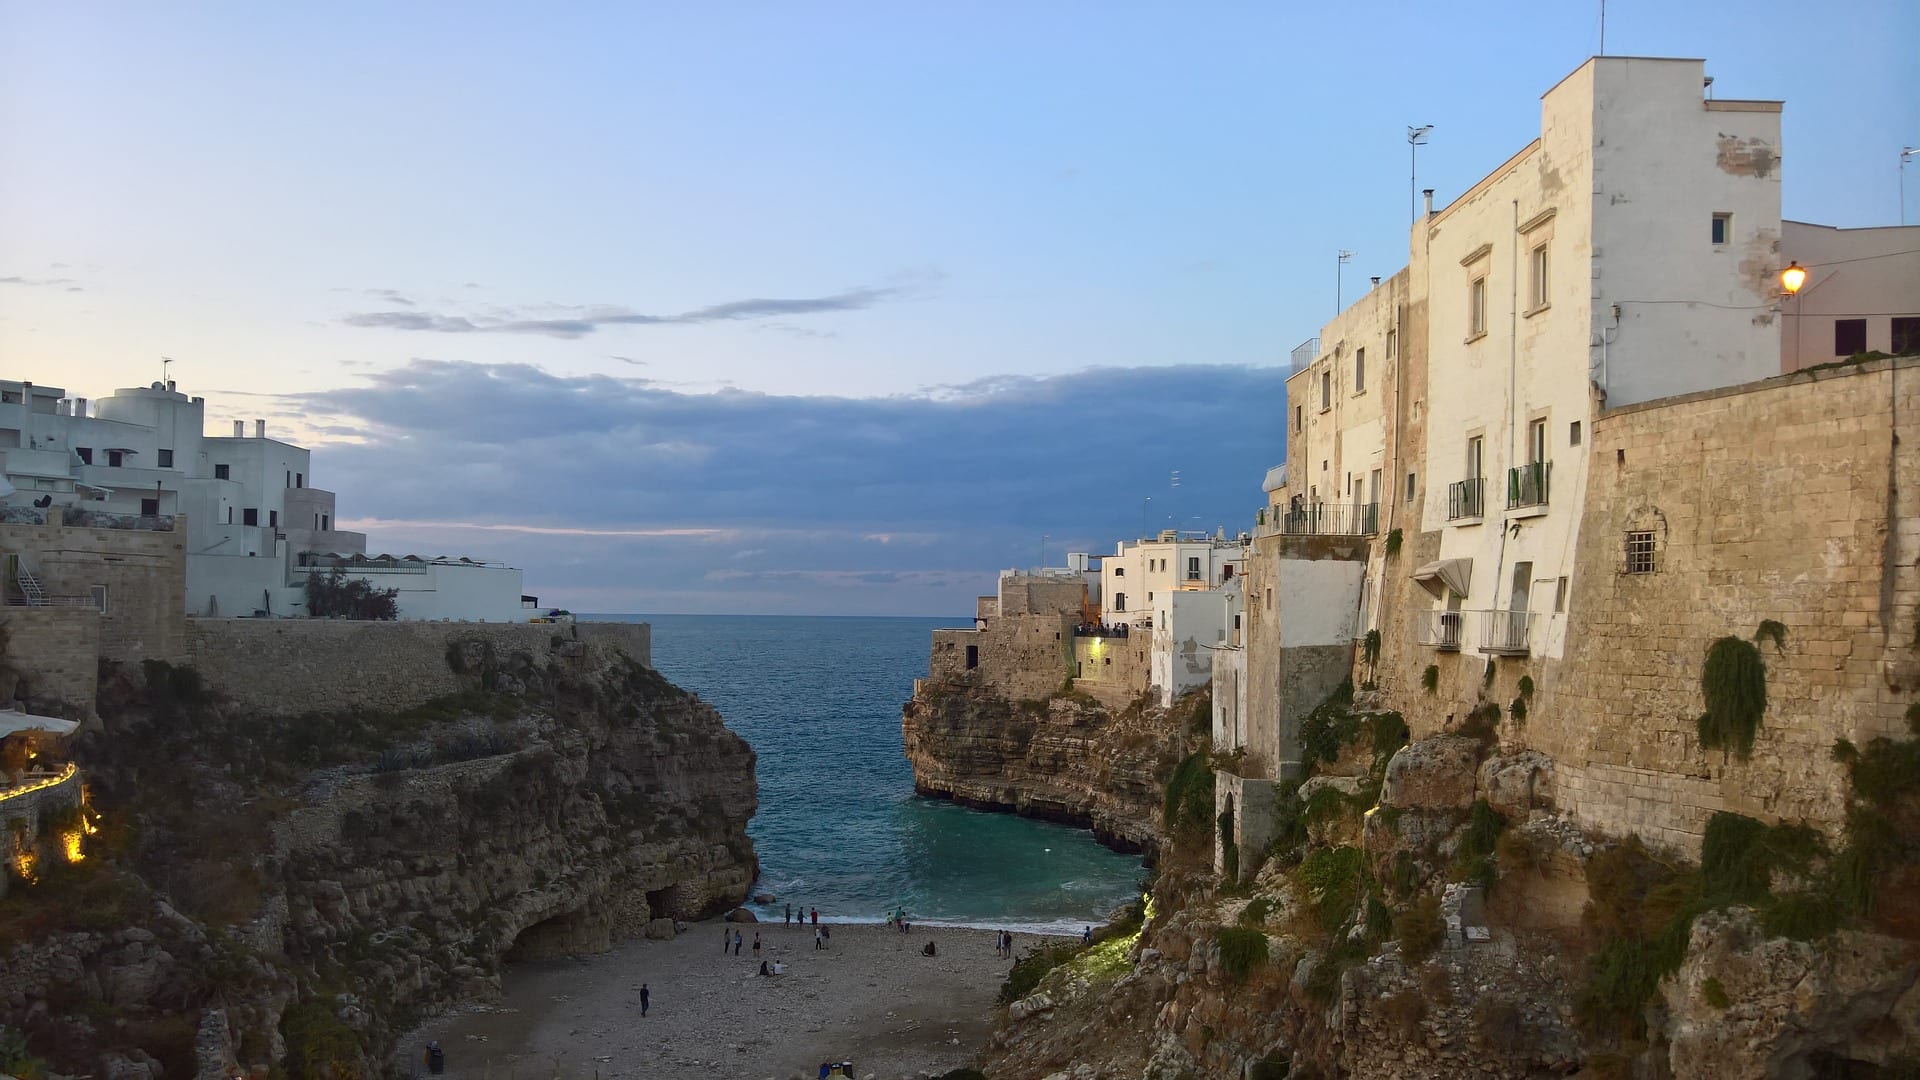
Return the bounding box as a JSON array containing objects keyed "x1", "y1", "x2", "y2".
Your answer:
[
  {"x1": 0, "y1": 762, "x2": 79, "y2": 805},
  {"x1": 1477, "y1": 609, "x2": 1533, "y2": 655},
  {"x1": 3, "y1": 596, "x2": 101, "y2": 609},
  {"x1": 1416, "y1": 610, "x2": 1464, "y2": 651}
]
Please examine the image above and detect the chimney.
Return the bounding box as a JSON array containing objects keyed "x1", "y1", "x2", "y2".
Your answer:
[
  {"x1": 74, "y1": 397, "x2": 87, "y2": 418},
  {"x1": 1423, "y1": 189, "x2": 1436, "y2": 217},
  {"x1": 1370, "y1": 276, "x2": 1381, "y2": 287},
  {"x1": 57, "y1": 401, "x2": 69, "y2": 416},
  {"x1": 234, "y1": 420, "x2": 245, "y2": 437},
  {"x1": 165, "y1": 380, "x2": 176, "y2": 393},
  {"x1": 254, "y1": 419, "x2": 265, "y2": 439}
]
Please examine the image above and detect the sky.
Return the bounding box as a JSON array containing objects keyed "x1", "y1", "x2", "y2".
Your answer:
[{"x1": 2, "y1": 2, "x2": 1915, "y2": 614}]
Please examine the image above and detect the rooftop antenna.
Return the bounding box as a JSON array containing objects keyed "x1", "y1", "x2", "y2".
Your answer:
[
  {"x1": 1335, "y1": 251, "x2": 1355, "y2": 314},
  {"x1": 1903, "y1": 147, "x2": 1919, "y2": 225},
  {"x1": 161, "y1": 356, "x2": 172, "y2": 386},
  {"x1": 1407, "y1": 125, "x2": 1433, "y2": 227},
  {"x1": 1599, "y1": 0, "x2": 1606, "y2": 55}
]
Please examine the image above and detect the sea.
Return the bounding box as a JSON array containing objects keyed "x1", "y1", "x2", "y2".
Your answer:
[{"x1": 590, "y1": 613, "x2": 1147, "y2": 933}]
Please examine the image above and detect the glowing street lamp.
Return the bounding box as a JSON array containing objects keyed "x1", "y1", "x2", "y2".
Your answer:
[{"x1": 1780, "y1": 261, "x2": 1807, "y2": 296}]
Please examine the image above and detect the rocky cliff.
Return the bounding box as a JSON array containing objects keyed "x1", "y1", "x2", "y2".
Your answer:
[
  {"x1": 978, "y1": 689, "x2": 1920, "y2": 1080},
  {"x1": 0, "y1": 633, "x2": 755, "y2": 1080},
  {"x1": 901, "y1": 680, "x2": 1194, "y2": 854}
]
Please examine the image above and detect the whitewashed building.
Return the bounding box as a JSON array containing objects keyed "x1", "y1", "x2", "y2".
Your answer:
[{"x1": 0, "y1": 379, "x2": 528, "y2": 622}]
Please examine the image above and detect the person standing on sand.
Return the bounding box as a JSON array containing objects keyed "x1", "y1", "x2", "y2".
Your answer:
[
  {"x1": 640, "y1": 983, "x2": 650, "y2": 1017},
  {"x1": 811, "y1": 907, "x2": 819, "y2": 925},
  {"x1": 733, "y1": 929, "x2": 743, "y2": 956},
  {"x1": 752, "y1": 931, "x2": 761, "y2": 956},
  {"x1": 785, "y1": 903, "x2": 793, "y2": 926},
  {"x1": 722, "y1": 926, "x2": 729, "y2": 953},
  {"x1": 814, "y1": 927, "x2": 824, "y2": 950}
]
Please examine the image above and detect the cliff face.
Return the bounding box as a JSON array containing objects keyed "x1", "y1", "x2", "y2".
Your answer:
[
  {"x1": 901, "y1": 680, "x2": 1186, "y2": 853},
  {"x1": 0, "y1": 635, "x2": 755, "y2": 1080}
]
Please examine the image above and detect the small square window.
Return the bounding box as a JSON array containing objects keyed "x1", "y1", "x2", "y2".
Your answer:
[
  {"x1": 1834, "y1": 318, "x2": 1867, "y2": 357},
  {"x1": 1569, "y1": 421, "x2": 1582, "y2": 446},
  {"x1": 1113, "y1": 567, "x2": 1124, "y2": 577},
  {"x1": 1711, "y1": 213, "x2": 1732, "y2": 246},
  {"x1": 1625, "y1": 530, "x2": 1657, "y2": 574},
  {"x1": 157, "y1": 448, "x2": 174, "y2": 468},
  {"x1": 214, "y1": 463, "x2": 229, "y2": 479},
  {"x1": 107, "y1": 450, "x2": 125, "y2": 467},
  {"x1": 76, "y1": 447, "x2": 93, "y2": 465},
  {"x1": 1893, "y1": 317, "x2": 1920, "y2": 355}
]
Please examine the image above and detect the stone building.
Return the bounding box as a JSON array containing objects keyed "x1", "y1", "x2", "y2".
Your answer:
[{"x1": 924, "y1": 572, "x2": 1087, "y2": 704}]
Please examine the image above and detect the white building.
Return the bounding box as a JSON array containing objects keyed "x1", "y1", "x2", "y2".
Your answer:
[
  {"x1": 0, "y1": 378, "x2": 528, "y2": 622},
  {"x1": 1414, "y1": 57, "x2": 1783, "y2": 664},
  {"x1": 1099, "y1": 530, "x2": 1246, "y2": 706}
]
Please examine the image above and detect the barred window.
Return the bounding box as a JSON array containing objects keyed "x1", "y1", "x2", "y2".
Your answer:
[{"x1": 1625, "y1": 530, "x2": 1657, "y2": 574}]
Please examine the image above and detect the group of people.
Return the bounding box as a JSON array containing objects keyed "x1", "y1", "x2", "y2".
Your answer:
[
  {"x1": 993, "y1": 929, "x2": 1017, "y2": 958},
  {"x1": 783, "y1": 903, "x2": 820, "y2": 926},
  {"x1": 1072, "y1": 621, "x2": 1129, "y2": 638},
  {"x1": 884, "y1": 906, "x2": 913, "y2": 933}
]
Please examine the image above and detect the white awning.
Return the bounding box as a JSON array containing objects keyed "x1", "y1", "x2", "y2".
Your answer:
[
  {"x1": 1412, "y1": 558, "x2": 1472, "y2": 601},
  {"x1": 0, "y1": 709, "x2": 78, "y2": 739}
]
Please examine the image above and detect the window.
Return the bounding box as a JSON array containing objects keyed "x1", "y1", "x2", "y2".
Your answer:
[
  {"x1": 269, "y1": 510, "x2": 278, "y2": 528},
  {"x1": 1265, "y1": 587, "x2": 1273, "y2": 610},
  {"x1": 1147, "y1": 591, "x2": 1154, "y2": 602},
  {"x1": 140, "y1": 498, "x2": 159, "y2": 516},
  {"x1": 1354, "y1": 348, "x2": 1366, "y2": 393},
  {"x1": 1406, "y1": 472, "x2": 1416, "y2": 503},
  {"x1": 1569, "y1": 421, "x2": 1582, "y2": 446},
  {"x1": 296, "y1": 472, "x2": 304, "y2": 488},
  {"x1": 1554, "y1": 577, "x2": 1568, "y2": 613},
  {"x1": 1528, "y1": 418, "x2": 1548, "y2": 464},
  {"x1": 285, "y1": 470, "x2": 292, "y2": 487},
  {"x1": 965, "y1": 645, "x2": 978, "y2": 670},
  {"x1": 90, "y1": 585, "x2": 109, "y2": 613},
  {"x1": 1113, "y1": 567, "x2": 1124, "y2": 577},
  {"x1": 76, "y1": 447, "x2": 92, "y2": 465},
  {"x1": 1386, "y1": 328, "x2": 1397, "y2": 359},
  {"x1": 1834, "y1": 319, "x2": 1867, "y2": 357},
  {"x1": 1186, "y1": 556, "x2": 1201, "y2": 580},
  {"x1": 1711, "y1": 213, "x2": 1732, "y2": 246},
  {"x1": 322, "y1": 514, "x2": 331, "y2": 530},
  {"x1": 1893, "y1": 317, "x2": 1920, "y2": 355},
  {"x1": 1293, "y1": 404, "x2": 1303, "y2": 432},
  {"x1": 157, "y1": 449, "x2": 174, "y2": 468},
  {"x1": 214, "y1": 463, "x2": 229, "y2": 479},
  {"x1": 1466, "y1": 436, "x2": 1484, "y2": 479},
  {"x1": 1625, "y1": 530, "x2": 1657, "y2": 574},
  {"x1": 1320, "y1": 370, "x2": 1332, "y2": 411},
  {"x1": 1113, "y1": 592, "x2": 1126, "y2": 612},
  {"x1": 227, "y1": 507, "x2": 233, "y2": 524},
  {"x1": 243, "y1": 508, "x2": 258, "y2": 526},
  {"x1": 1529, "y1": 244, "x2": 1549, "y2": 310},
  {"x1": 1468, "y1": 277, "x2": 1487, "y2": 337},
  {"x1": 107, "y1": 450, "x2": 125, "y2": 467}
]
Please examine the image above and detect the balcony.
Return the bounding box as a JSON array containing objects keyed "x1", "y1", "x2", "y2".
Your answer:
[
  {"x1": 1477, "y1": 609, "x2": 1534, "y2": 655},
  {"x1": 1416, "y1": 610, "x2": 1464, "y2": 651},
  {"x1": 1289, "y1": 337, "x2": 1321, "y2": 376},
  {"x1": 1448, "y1": 477, "x2": 1485, "y2": 521},
  {"x1": 1507, "y1": 461, "x2": 1550, "y2": 510},
  {"x1": 1281, "y1": 502, "x2": 1379, "y2": 537}
]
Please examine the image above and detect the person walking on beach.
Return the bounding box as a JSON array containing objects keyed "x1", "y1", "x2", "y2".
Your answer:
[
  {"x1": 733, "y1": 929, "x2": 743, "y2": 956},
  {"x1": 640, "y1": 983, "x2": 650, "y2": 1017},
  {"x1": 722, "y1": 926, "x2": 730, "y2": 954},
  {"x1": 814, "y1": 927, "x2": 824, "y2": 950},
  {"x1": 785, "y1": 903, "x2": 793, "y2": 926},
  {"x1": 752, "y1": 931, "x2": 762, "y2": 956},
  {"x1": 1083, "y1": 925, "x2": 1093, "y2": 945},
  {"x1": 811, "y1": 907, "x2": 819, "y2": 925}
]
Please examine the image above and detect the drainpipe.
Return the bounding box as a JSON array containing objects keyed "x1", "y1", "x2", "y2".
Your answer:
[{"x1": 1491, "y1": 199, "x2": 1521, "y2": 627}]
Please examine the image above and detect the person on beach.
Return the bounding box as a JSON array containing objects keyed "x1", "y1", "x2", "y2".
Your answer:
[
  {"x1": 752, "y1": 931, "x2": 762, "y2": 956},
  {"x1": 733, "y1": 929, "x2": 743, "y2": 956},
  {"x1": 759, "y1": 959, "x2": 770, "y2": 976},
  {"x1": 1083, "y1": 925, "x2": 1093, "y2": 945},
  {"x1": 814, "y1": 927, "x2": 824, "y2": 950},
  {"x1": 785, "y1": 903, "x2": 793, "y2": 926},
  {"x1": 424, "y1": 1042, "x2": 444, "y2": 1075},
  {"x1": 640, "y1": 983, "x2": 650, "y2": 1017},
  {"x1": 811, "y1": 907, "x2": 819, "y2": 925}
]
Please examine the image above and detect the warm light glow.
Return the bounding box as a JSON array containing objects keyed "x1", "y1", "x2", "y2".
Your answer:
[
  {"x1": 14, "y1": 850, "x2": 36, "y2": 884},
  {"x1": 63, "y1": 830, "x2": 84, "y2": 863},
  {"x1": 0, "y1": 763, "x2": 78, "y2": 804},
  {"x1": 1780, "y1": 261, "x2": 1808, "y2": 295}
]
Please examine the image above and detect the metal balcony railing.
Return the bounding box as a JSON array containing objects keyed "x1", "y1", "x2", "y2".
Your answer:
[
  {"x1": 1448, "y1": 477, "x2": 1485, "y2": 520},
  {"x1": 1281, "y1": 502, "x2": 1379, "y2": 537},
  {"x1": 1416, "y1": 610, "x2": 1465, "y2": 651},
  {"x1": 1507, "y1": 461, "x2": 1551, "y2": 509},
  {"x1": 1289, "y1": 337, "x2": 1321, "y2": 375},
  {"x1": 1478, "y1": 609, "x2": 1533, "y2": 655}
]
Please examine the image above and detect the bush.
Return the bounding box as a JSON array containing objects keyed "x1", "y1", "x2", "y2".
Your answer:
[
  {"x1": 281, "y1": 1000, "x2": 365, "y2": 1080},
  {"x1": 1240, "y1": 895, "x2": 1274, "y2": 925},
  {"x1": 1702, "y1": 977, "x2": 1730, "y2": 1009},
  {"x1": 1215, "y1": 926, "x2": 1269, "y2": 983},
  {"x1": 1394, "y1": 894, "x2": 1445, "y2": 964},
  {"x1": 998, "y1": 943, "x2": 1079, "y2": 1004},
  {"x1": 1452, "y1": 800, "x2": 1508, "y2": 887},
  {"x1": 305, "y1": 567, "x2": 399, "y2": 620},
  {"x1": 1163, "y1": 752, "x2": 1216, "y2": 837},
  {"x1": 1300, "y1": 846, "x2": 1370, "y2": 932},
  {"x1": 1698, "y1": 636, "x2": 1767, "y2": 757},
  {"x1": 1299, "y1": 681, "x2": 1359, "y2": 765},
  {"x1": 1384, "y1": 528, "x2": 1403, "y2": 558},
  {"x1": 1422, "y1": 665, "x2": 1439, "y2": 695}
]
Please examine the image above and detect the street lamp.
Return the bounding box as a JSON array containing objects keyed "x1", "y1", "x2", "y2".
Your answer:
[
  {"x1": 1408, "y1": 125, "x2": 1433, "y2": 227},
  {"x1": 1781, "y1": 261, "x2": 1808, "y2": 367},
  {"x1": 1902, "y1": 147, "x2": 1918, "y2": 226}
]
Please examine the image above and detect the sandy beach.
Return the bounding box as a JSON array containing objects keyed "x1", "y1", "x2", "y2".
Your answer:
[{"x1": 403, "y1": 919, "x2": 1065, "y2": 1080}]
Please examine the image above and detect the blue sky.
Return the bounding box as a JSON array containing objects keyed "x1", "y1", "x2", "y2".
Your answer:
[{"x1": 2, "y1": 2, "x2": 1914, "y2": 614}]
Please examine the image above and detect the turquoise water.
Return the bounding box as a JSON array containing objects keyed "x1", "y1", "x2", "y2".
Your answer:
[{"x1": 594, "y1": 614, "x2": 1146, "y2": 931}]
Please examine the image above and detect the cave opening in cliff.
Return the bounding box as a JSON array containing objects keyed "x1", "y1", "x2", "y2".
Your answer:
[
  {"x1": 504, "y1": 908, "x2": 610, "y2": 962},
  {"x1": 647, "y1": 884, "x2": 687, "y2": 920}
]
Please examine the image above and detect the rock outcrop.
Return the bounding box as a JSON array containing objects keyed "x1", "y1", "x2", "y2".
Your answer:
[
  {"x1": 0, "y1": 634, "x2": 755, "y2": 1080},
  {"x1": 901, "y1": 680, "x2": 1182, "y2": 852}
]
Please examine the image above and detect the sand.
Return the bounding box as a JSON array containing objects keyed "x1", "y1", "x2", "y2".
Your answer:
[{"x1": 403, "y1": 919, "x2": 1063, "y2": 1080}]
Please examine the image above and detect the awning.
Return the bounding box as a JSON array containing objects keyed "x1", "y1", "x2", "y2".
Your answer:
[
  {"x1": 1412, "y1": 558, "x2": 1472, "y2": 601},
  {"x1": 0, "y1": 709, "x2": 79, "y2": 739}
]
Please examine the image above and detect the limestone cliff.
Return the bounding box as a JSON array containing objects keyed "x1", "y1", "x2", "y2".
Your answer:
[
  {"x1": 0, "y1": 633, "x2": 755, "y2": 1080},
  {"x1": 978, "y1": 691, "x2": 1920, "y2": 1080},
  {"x1": 901, "y1": 679, "x2": 1193, "y2": 854}
]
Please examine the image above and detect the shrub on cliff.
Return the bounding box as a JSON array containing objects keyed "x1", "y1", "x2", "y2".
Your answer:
[
  {"x1": 305, "y1": 567, "x2": 399, "y2": 621},
  {"x1": 998, "y1": 942, "x2": 1079, "y2": 1004},
  {"x1": 1164, "y1": 751, "x2": 1216, "y2": 837},
  {"x1": 1394, "y1": 893, "x2": 1445, "y2": 963},
  {"x1": 281, "y1": 1000, "x2": 365, "y2": 1080},
  {"x1": 1214, "y1": 925, "x2": 1269, "y2": 983}
]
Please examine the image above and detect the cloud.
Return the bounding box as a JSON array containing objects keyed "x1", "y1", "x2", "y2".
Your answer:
[
  {"x1": 279, "y1": 359, "x2": 1286, "y2": 615},
  {"x1": 365, "y1": 288, "x2": 415, "y2": 306},
  {"x1": 339, "y1": 279, "x2": 930, "y2": 340},
  {"x1": 608, "y1": 355, "x2": 646, "y2": 366},
  {"x1": 1, "y1": 275, "x2": 79, "y2": 289}
]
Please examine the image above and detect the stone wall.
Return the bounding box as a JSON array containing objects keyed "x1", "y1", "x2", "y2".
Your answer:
[
  {"x1": 1377, "y1": 357, "x2": 1920, "y2": 851},
  {"x1": 1242, "y1": 533, "x2": 1368, "y2": 778},
  {"x1": 996, "y1": 576, "x2": 1086, "y2": 617},
  {"x1": 1074, "y1": 631, "x2": 1149, "y2": 695},
  {"x1": 184, "y1": 619, "x2": 652, "y2": 717},
  {"x1": 928, "y1": 614, "x2": 1075, "y2": 704},
  {"x1": 0, "y1": 512, "x2": 187, "y2": 664},
  {"x1": 1, "y1": 607, "x2": 102, "y2": 714}
]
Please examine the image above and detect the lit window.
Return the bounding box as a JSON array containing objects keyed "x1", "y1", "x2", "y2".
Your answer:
[{"x1": 1625, "y1": 531, "x2": 1657, "y2": 574}]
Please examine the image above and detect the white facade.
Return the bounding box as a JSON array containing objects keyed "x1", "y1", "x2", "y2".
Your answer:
[
  {"x1": 1416, "y1": 57, "x2": 1782, "y2": 664},
  {"x1": 1100, "y1": 531, "x2": 1246, "y2": 628},
  {"x1": 1, "y1": 378, "x2": 528, "y2": 623}
]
